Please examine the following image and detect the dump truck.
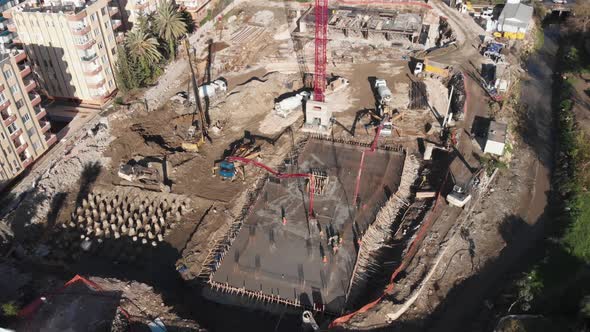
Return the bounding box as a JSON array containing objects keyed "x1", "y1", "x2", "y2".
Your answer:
[
  {"x1": 413, "y1": 59, "x2": 452, "y2": 80},
  {"x1": 274, "y1": 91, "x2": 311, "y2": 118},
  {"x1": 374, "y1": 79, "x2": 392, "y2": 106}
]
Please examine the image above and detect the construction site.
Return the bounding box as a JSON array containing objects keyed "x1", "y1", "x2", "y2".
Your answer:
[{"x1": 0, "y1": 0, "x2": 527, "y2": 330}]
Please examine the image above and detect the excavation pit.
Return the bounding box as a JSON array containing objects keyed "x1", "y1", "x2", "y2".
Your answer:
[{"x1": 207, "y1": 139, "x2": 405, "y2": 313}]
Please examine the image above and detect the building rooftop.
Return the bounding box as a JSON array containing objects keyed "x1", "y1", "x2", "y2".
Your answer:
[
  {"x1": 498, "y1": 0, "x2": 533, "y2": 28},
  {"x1": 487, "y1": 120, "x2": 507, "y2": 143},
  {"x1": 17, "y1": 275, "x2": 123, "y2": 332},
  {"x1": 9, "y1": 0, "x2": 100, "y2": 15}
]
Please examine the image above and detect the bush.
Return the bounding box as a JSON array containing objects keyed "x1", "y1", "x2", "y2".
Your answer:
[{"x1": 1, "y1": 302, "x2": 19, "y2": 317}]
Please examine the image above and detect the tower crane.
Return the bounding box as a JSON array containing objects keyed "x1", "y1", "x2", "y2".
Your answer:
[{"x1": 313, "y1": 0, "x2": 329, "y2": 102}]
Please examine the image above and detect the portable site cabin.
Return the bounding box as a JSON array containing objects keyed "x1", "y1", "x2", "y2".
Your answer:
[
  {"x1": 496, "y1": 0, "x2": 533, "y2": 40},
  {"x1": 484, "y1": 121, "x2": 507, "y2": 156}
]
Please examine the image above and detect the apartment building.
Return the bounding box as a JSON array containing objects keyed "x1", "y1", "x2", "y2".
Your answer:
[
  {"x1": 177, "y1": 0, "x2": 214, "y2": 24},
  {"x1": 0, "y1": 0, "x2": 23, "y2": 53},
  {"x1": 4, "y1": 0, "x2": 124, "y2": 105},
  {"x1": 124, "y1": 0, "x2": 157, "y2": 28},
  {"x1": 0, "y1": 49, "x2": 55, "y2": 187}
]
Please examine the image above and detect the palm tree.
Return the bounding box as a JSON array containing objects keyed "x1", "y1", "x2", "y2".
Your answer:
[
  {"x1": 125, "y1": 30, "x2": 162, "y2": 65},
  {"x1": 154, "y1": 0, "x2": 187, "y2": 58}
]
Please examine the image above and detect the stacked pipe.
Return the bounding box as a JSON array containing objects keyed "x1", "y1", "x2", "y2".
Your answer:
[{"x1": 65, "y1": 191, "x2": 192, "y2": 249}]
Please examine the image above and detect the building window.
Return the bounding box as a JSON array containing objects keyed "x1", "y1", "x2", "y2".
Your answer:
[
  {"x1": 102, "y1": 55, "x2": 107, "y2": 64},
  {"x1": 104, "y1": 20, "x2": 110, "y2": 29},
  {"x1": 106, "y1": 67, "x2": 112, "y2": 75},
  {"x1": 7, "y1": 122, "x2": 17, "y2": 134},
  {"x1": 15, "y1": 99, "x2": 24, "y2": 109},
  {"x1": 91, "y1": 13, "x2": 97, "y2": 21},
  {"x1": 27, "y1": 127, "x2": 34, "y2": 137},
  {"x1": 111, "y1": 47, "x2": 116, "y2": 56},
  {"x1": 108, "y1": 80, "x2": 113, "y2": 88},
  {"x1": 10, "y1": 85, "x2": 19, "y2": 94},
  {"x1": 3, "y1": 69, "x2": 13, "y2": 80},
  {"x1": 108, "y1": 34, "x2": 113, "y2": 42},
  {"x1": 32, "y1": 141, "x2": 40, "y2": 151},
  {"x1": 1, "y1": 132, "x2": 5, "y2": 140},
  {"x1": 94, "y1": 28, "x2": 100, "y2": 37},
  {"x1": 0, "y1": 93, "x2": 6, "y2": 103},
  {"x1": 98, "y1": 42, "x2": 103, "y2": 50},
  {"x1": 22, "y1": 113, "x2": 30, "y2": 123},
  {"x1": 101, "y1": 7, "x2": 107, "y2": 16}
]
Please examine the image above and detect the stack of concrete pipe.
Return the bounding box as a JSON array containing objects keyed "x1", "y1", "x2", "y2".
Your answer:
[{"x1": 65, "y1": 191, "x2": 191, "y2": 249}]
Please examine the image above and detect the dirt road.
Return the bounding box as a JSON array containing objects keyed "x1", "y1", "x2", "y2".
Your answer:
[{"x1": 413, "y1": 25, "x2": 560, "y2": 332}]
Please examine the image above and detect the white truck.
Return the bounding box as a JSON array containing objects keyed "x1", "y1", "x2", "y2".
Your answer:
[
  {"x1": 375, "y1": 79, "x2": 392, "y2": 106},
  {"x1": 274, "y1": 91, "x2": 311, "y2": 118}
]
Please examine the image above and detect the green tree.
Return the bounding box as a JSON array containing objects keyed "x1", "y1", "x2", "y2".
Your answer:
[
  {"x1": 125, "y1": 29, "x2": 162, "y2": 65},
  {"x1": 570, "y1": 2, "x2": 590, "y2": 34},
  {"x1": 179, "y1": 9, "x2": 196, "y2": 34},
  {"x1": 154, "y1": 0, "x2": 187, "y2": 59},
  {"x1": 114, "y1": 45, "x2": 138, "y2": 92}
]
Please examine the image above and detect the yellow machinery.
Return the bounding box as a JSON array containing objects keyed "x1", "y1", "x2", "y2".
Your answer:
[{"x1": 182, "y1": 37, "x2": 207, "y2": 153}]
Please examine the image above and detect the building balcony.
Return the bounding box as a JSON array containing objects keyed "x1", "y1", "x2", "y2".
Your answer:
[
  {"x1": 7, "y1": 23, "x2": 16, "y2": 32},
  {"x1": 40, "y1": 121, "x2": 51, "y2": 133},
  {"x1": 24, "y1": 80, "x2": 36, "y2": 93},
  {"x1": 71, "y1": 25, "x2": 91, "y2": 35},
  {"x1": 83, "y1": 64, "x2": 102, "y2": 76},
  {"x1": 3, "y1": 11, "x2": 13, "y2": 19},
  {"x1": 111, "y1": 19, "x2": 122, "y2": 30},
  {"x1": 19, "y1": 65, "x2": 31, "y2": 78},
  {"x1": 21, "y1": 156, "x2": 33, "y2": 168},
  {"x1": 0, "y1": 100, "x2": 10, "y2": 112},
  {"x1": 34, "y1": 106, "x2": 46, "y2": 119},
  {"x1": 29, "y1": 93, "x2": 41, "y2": 107},
  {"x1": 87, "y1": 78, "x2": 106, "y2": 88},
  {"x1": 81, "y1": 53, "x2": 98, "y2": 62},
  {"x1": 15, "y1": 141, "x2": 28, "y2": 154},
  {"x1": 12, "y1": 37, "x2": 21, "y2": 44},
  {"x1": 132, "y1": 1, "x2": 148, "y2": 10},
  {"x1": 66, "y1": 11, "x2": 87, "y2": 22},
  {"x1": 10, "y1": 49, "x2": 26, "y2": 63},
  {"x1": 0, "y1": 84, "x2": 4, "y2": 93},
  {"x1": 1, "y1": 113, "x2": 15, "y2": 127},
  {"x1": 45, "y1": 133, "x2": 57, "y2": 146},
  {"x1": 9, "y1": 128, "x2": 22, "y2": 141},
  {"x1": 109, "y1": 6, "x2": 119, "y2": 16},
  {"x1": 75, "y1": 38, "x2": 96, "y2": 50}
]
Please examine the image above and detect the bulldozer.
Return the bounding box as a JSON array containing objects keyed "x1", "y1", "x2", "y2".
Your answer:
[{"x1": 117, "y1": 156, "x2": 170, "y2": 192}]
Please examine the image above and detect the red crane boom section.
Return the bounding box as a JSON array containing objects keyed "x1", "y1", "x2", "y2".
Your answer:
[{"x1": 313, "y1": 0, "x2": 329, "y2": 102}]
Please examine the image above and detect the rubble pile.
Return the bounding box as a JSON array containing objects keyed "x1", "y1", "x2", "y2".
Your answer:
[
  {"x1": 1, "y1": 118, "x2": 113, "y2": 242},
  {"x1": 448, "y1": 72, "x2": 466, "y2": 120}
]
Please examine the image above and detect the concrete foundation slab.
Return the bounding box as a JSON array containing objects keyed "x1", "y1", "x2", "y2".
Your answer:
[{"x1": 210, "y1": 139, "x2": 405, "y2": 313}]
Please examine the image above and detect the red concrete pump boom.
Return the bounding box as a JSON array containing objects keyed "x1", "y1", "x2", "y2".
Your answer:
[
  {"x1": 226, "y1": 156, "x2": 316, "y2": 217},
  {"x1": 313, "y1": 0, "x2": 329, "y2": 102}
]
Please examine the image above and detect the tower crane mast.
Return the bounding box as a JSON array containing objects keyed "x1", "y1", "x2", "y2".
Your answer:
[{"x1": 313, "y1": 0, "x2": 329, "y2": 102}]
